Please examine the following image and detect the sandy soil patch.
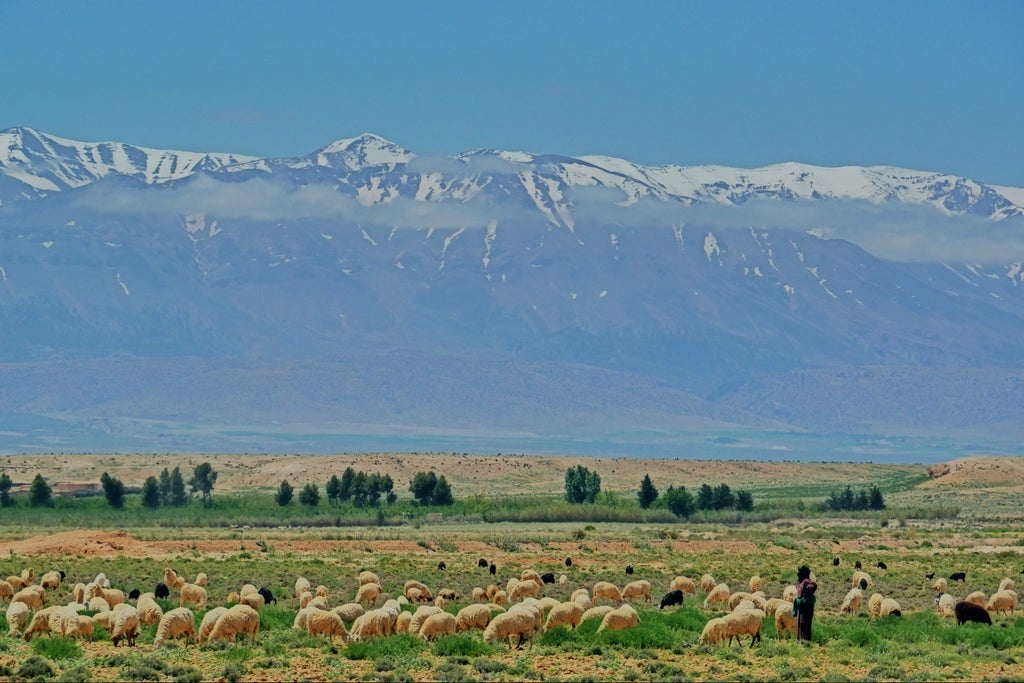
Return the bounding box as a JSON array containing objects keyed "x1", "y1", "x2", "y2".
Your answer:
[{"x1": 924, "y1": 455, "x2": 1024, "y2": 488}]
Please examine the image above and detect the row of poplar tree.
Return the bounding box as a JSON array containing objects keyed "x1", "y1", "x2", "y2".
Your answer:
[{"x1": 275, "y1": 468, "x2": 454, "y2": 508}]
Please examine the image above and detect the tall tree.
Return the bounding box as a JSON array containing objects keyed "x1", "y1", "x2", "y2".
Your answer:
[
  {"x1": 696, "y1": 483, "x2": 715, "y2": 510},
  {"x1": 100, "y1": 472, "x2": 125, "y2": 509},
  {"x1": 29, "y1": 473, "x2": 52, "y2": 508},
  {"x1": 275, "y1": 480, "x2": 294, "y2": 506},
  {"x1": 299, "y1": 483, "x2": 320, "y2": 507},
  {"x1": 410, "y1": 471, "x2": 438, "y2": 505},
  {"x1": 664, "y1": 485, "x2": 696, "y2": 518},
  {"x1": 158, "y1": 467, "x2": 172, "y2": 506},
  {"x1": 712, "y1": 483, "x2": 734, "y2": 510},
  {"x1": 637, "y1": 473, "x2": 659, "y2": 509},
  {"x1": 431, "y1": 475, "x2": 454, "y2": 506},
  {"x1": 565, "y1": 465, "x2": 601, "y2": 504},
  {"x1": 0, "y1": 472, "x2": 12, "y2": 507},
  {"x1": 325, "y1": 474, "x2": 341, "y2": 504},
  {"x1": 868, "y1": 485, "x2": 886, "y2": 510},
  {"x1": 352, "y1": 471, "x2": 369, "y2": 508},
  {"x1": 188, "y1": 462, "x2": 218, "y2": 507},
  {"x1": 735, "y1": 489, "x2": 754, "y2": 512},
  {"x1": 141, "y1": 476, "x2": 161, "y2": 509},
  {"x1": 338, "y1": 467, "x2": 356, "y2": 503},
  {"x1": 169, "y1": 466, "x2": 188, "y2": 507}
]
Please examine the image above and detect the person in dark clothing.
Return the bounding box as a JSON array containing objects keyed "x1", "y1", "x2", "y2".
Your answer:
[{"x1": 793, "y1": 565, "x2": 817, "y2": 642}]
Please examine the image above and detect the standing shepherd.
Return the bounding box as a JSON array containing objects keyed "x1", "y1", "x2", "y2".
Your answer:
[{"x1": 794, "y1": 565, "x2": 817, "y2": 642}]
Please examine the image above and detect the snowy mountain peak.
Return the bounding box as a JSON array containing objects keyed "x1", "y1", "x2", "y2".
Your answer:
[{"x1": 308, "y1": 133, "x2": 415, "y2": 169}]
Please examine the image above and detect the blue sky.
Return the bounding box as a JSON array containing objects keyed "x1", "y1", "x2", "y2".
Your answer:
[{"x1": 4, "y1": 1, "x2": 1022, "y2": 185}]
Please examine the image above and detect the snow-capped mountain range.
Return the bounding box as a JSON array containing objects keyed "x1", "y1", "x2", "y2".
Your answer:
[{"x1": 2, "y1": 126, "x2": 1024, "y2": 456}]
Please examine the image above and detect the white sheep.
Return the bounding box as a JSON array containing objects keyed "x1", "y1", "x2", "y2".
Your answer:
[
  {"x1": 936, "y1": 592, "x2": 956, "y2": 618},
  {"x1": 358, "y1": 571, "x2": 380, "y2": 586},
  {"x1": 22, "y1": 606, "x2": 58, "y2": 641},
  {"x1": 782, "y1": 585, "x2": 797, "y2": 602},
  {"x1": 510, "y1": 579, "x2": 541, "y2": 602},
  {"x1": 331, "y1": 602, "x2": 365, "y2": 624},
  {"x1": 178, "y1": 583, "x2": 207, "y2": 610},
  {"x1": 841, "y1": 588, "x2": 863, "y2": 614},
  {"x1": 299, "y1": 591, "x2": 314, "y2": 608},
  {"x1": 851, "y1": 571, "x2": 872, "y2": 589},
  {"x1": 764, "y1": 598, "x2": 789, "y2": 615},
  {"x1": 198, "y1": 607, "x2": 229, "y2": 644},
  {"x1": 209, "y1": 604, "x2": 260, "y2": 643},
  {"x1": 537, "y1": 596, "x2": 562, "y2": 615},
  {"x1": 986, "y1": 590, "x2": 1017, "y2": 616},
  {"x1": 483, "y1": 608, "x2": 536, "y2": 649},
  {"x1": 700, "y1": 574, "x2": 716, "y2": 593},
  {"x1": 867, "y1": 592, "x2": 884, "y2": 617},
  {"x1": 581, "y1": 605, "x2": 614, "y2": 623},
  {"x1": 6, "y1": 601, "x2": 29, "y2": 637},
  {"x1": 306, "y1": 609, "x2": 348, "y2": 640},
  {"x1": 966, "y1": 591, "x2": 987, "y2": 607},
  {"x1": 40, "y1": 571, "x2": 63, "y2": 591},
  {"x1": 0, "y1": 579, "x2": 14, "y2": 601},
  {"x1": 419, "y1": 611, "x2": 457, "y2": 640},
  {"x1": 879, "y1": 598, "x2": 902, "y2": 617},
  {"x1": 722, "y1": 608, "x2": 764, "y2": 647},
  {"x1": 88, "y1": 596, "x2": 111, "y2": 612},
  {"x1": 89, "y1": 584, "x2": 126, "y2": 609},
  {"x1": 728, "y1": 592, "x2": 765, "y2": 611},
  {"x1": 774, "y1": 603, "x2": 796, "y2": 639},
  {"x1": 315, "y1": 585, "x2": 329, "y2": 599},
  {"x1": 292, "y1": 606, "x2": 316, "y2": 631},
  {"x1": 163, "y1": 568, "x2": 185, "y2": 590},
  {"x1": 749, "y1": 575, "x2": 763, "y2": 593},
  {"x1": 622, "y1": 580, "x2": 652, "y2": 603},
  {"x1": 544, "y1": 601, "x2": 584, "y2": 631},
  {"x1": 355, "y1": 582, "x2": 380, "y2": 606},
  {"x1": 307, "y1": 596, "x2": 329, "y2": 611},
  {"x1": 91, "y1": 572, "x2": 107, "y2": 588},
  {"x1": 492, "y1": 589, "x2": 508, "y2": 605},
  {"x1": 471, "y1": 587, "x2": 487, "y2": 602},
  {"x1": 998, "y1": 578, "x2": 1015, "y2": 593},
  {"x1": 670, "y1": 576, "x2": 697, "y2": 595},
  {"x1": 241, "y1": 592, "x2": 265, "y2": 610},
  {"x1": 349, "y1": 605, "x2": 400, "y2": 642},
  {"x1": 47, "y1": 606, "x2": 80, "y2": 639},
  {"x1": 154, "y1": 607, "x2": 195, "y2": 646},
  {"x1": 194, "y1": 572, "x2": 208, "y2": 587},
  {"x1": 521, "y1": 569, "x2": 543, "y2": 584},
  {"x1": 733, "y1": 599, "x2": 757, "y2": 613},
  {"x1": 408, "y1": 605, "x2": 443, "y2": 636},
  {"x1": 593, "y1": 581, "x2": 623, "y2": 605},
  {"x1": 393, "y1": 610, "x2": 412, "y2": 634},
  {"x1": 404, "y1": 580, "x2": 432, "y2": 602},
  {"x1": 240, "y1": 583, "x2": 258, "y2": 598},
  {"x1": 933, "y1": 577, "x2": 948, "y2": 593},
  {"x1": 699, "y1": 616, "x2": 728, "y2": 645},
  {"x1": 455, "y1": 603, "x2": 494, "y2": 632},
  {"x1": 110, "y1": 604, "x2": 141, "y2": 647},
  {"x1": 12, "y1": 587, "x2": 43, "y2": 610},
  {"x1": 597, "y1": 604, "x2": 640, "y2": 632},
  {"x1": 294, "y1": 577, "x2": 312, "y2": 598},
  {"x1": 704, "y1": 583, "x2": 730, "y2": 610}
]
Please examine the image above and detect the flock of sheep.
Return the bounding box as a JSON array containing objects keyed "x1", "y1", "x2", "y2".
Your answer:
[{"x1": 0, "y1": 557, "x2": 1018, "y2": 654}]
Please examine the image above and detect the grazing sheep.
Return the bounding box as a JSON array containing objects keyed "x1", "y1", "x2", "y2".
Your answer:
[
  {"x1": 722, "y1": 608, "x2": 764, "y2": 647},
  {"x1": 292, "y1": 606, "x2": 316, "y2": 631},
  {"x1": 593, "y1": 581, "x2": 623, "y2": 605},
  {"x1": 299, "y1": 591, "x2": 314, "y2": 609},
  {"x1": 331, "y1": 603, "x2": 365, "y2": 624},
  {"x1": 239, "y1": 584, "x2": 258, "y2": 598},
  {"x1": 455, "y1": 603, "x2": 494, "y2": 631},
  {"x1": 540, "y1": 572, "x2": 556, "y2": 585},
  {"x1": 40, "y1": 571, "x2": 64, "y2": 591},
  {"x1": 703, "y1": 583, "x2": 730, "y2": 610},
  {"x1": 0, "y1": 579, "x2": 14, "y2": 601},
  {"x1": 47, "y1": 606, "x2": 81, "y2": 639},
  {"x1": 6, "y1": 601, "x2": 30, "y2": 636},
  {"x1": 109, "y1": 604, "x2": 141, "y2": 647},
  {"x1": 478, "y1": 558, "x2": 489, "y2": 569},
  {"x1": 597, "y1": 604, "x2": 641, "y2": 633},
  {"x1": 240, "y1": 592, "x2": 265, "y2": 610},
  {"x1": 22, "y1": 606, "x2": 58, "y2": 641},
  {"x1": 358, "y1": 571, "x2": 380, "y2": 586},
  {"x1": 154, "y1": 583, "x2": 170, "y2": 599},
  {"x1": 879, "y1": 598, "x2": 902, "y2": 617},
  {"x1": 349, "y1": 605, "x2": 400, "y2": 642},
  {"x1": 700, "y1": 574, "x2": 717, "y2": 593},
  {"x1": 966, "y1": 591, "x2": 987, "y2": 607},
  {"x1": 197, "y1": 607, "x2": 229, "y2": 644},
  {"x1": 90, "y1": 584, "x2": 126, "y2": 609},
  {"x1": 509, "y1": 579, "x2": 541, "y2": 602},
  {"x1": 851, "y1": 571, "x2": 872, "y2": 589},
  {"x1": 581, "y1": 605, "x2": 615, "y2": 623},
  {"x1": 565, "y1": 557, "x2": 573, "y2": 567},
  {"x1": 408, "y1": 605, "x2": 443, "y2": 636},
  {"x1": 521, "y1": 569, "x2": 543, "y2": 584},
  {"x1": 306, "y1": 609, "x2": 347, "y2": 640},
  {"x1": 699, "y1": 616, "x2": 729, "y2": 645},
  {"x1": 356, "y1": 582, "x2": 381, "y2": 606},
  {"x1": 926, "y1": 572, "x2": 935, "y2": 579},
  {"x1": 986, "y1": 590, "x2": 1017, "y2": 616},
  {"x1": 472, "y1": 587, "x2": 487, "y2": 601},
  {"x1": 572, "y1": 592, "x2": 593, "y2": 611},
  {"x1": 833, "y1": 556, "x2": 841, "y2": 567},
  {"x1": 395, "y1": 610, "x2": 413, "y2": 634},
  {"x1": 867, "y1": 593, "x2": 884, "y2": 617},
  {"x1": 210, "y1": 605, "x2": 259, "y2": 644},
  {"x1": 936, "y1": 592, "x2": 956, "y2": 618},
  {"x1": 544, "y1": 601, "x2": 584, "y2": 631},
  {"x1": 998, "y1": 578, "x2": 1015, "y2": 593},
  {"x1": 774, "y1": 603, "x2": 797, "y2": 639},
  {"x1": 933, "y1": 577, "x2": 948, "y2": 593},
  {"x1": 782, "y1": 584, "x2": 797, "y2": 602},
  {"x1": 670, "y1": 576, "x2": 696, "y2": 595},
  {"x1": 733, "y1": 599, "x2": 757, "y2": 613},
  {"x1": 660, "y1": 590, "x2": 684, "y2": 611},
  {"x1": 437, "y1": 561, "x2": 446, "y2": 571},
  {"x1": 419, "y1": 611, "x2": 457, "y2": 640},
  {"x1": 728, "y1": 592, "x2": 766, "y2": 611},
  {"x1": 950, "y1": 571, "x2": 967, "y2": 583},
  {"x1": 841, "y1": 588, "x2": 864, "y2": 615},
  {"x1": 294, "y1": 577, "x2": 312, "y2": 597},
  {"x1": 194, "y1": 572, "x2": 208, "y2": 587},
  {"x1": 492, "y1": 590, "x2": 508, "y2": 605},
  {"x1": 765, "y1": 598, "x2": 789, "y2": 615},
  {"x1": 622, "y1": 580, "x2": 652, "y2": 603},
  {"x1": 128, "y1": 588, "x2": 140, "y2": 601},
  {"x1": 227, "y1": 591, "x2": 240, "y2": 604},
  {"x1": 877, "y1": 562, "x2": 888, "y2": 570},
  {"x1": 88, "y1": 596, "x2": 111, "y2": 612},
  {"x1": 537, "y1": 596, "x2": 562, "y2": 616},
  {"x1": 307, "y1": 596, "x2": 329, "y2": 611},
  {"x1": 956, "y1": 600, "x2": 992, "y2": 625},
  {"x1": 749, "y1": 576, "x2": 763, "y2": 593},
  {"x1": 178, "y1": 583, "x2": 207, "y2": 610},
  {"x1": 315, "y1": 585, "x2": 329, "y2": 599},
  {"x1": 404, "y1": 580, "x2": 432, "y2": 602},
  {"x1": 854, "y1": 561, "x2": 862, "y2": 570},
  {"x1": 438, "y1": 588, "x2": 459, "y2": 601},
  {"x1": 483, "y1": 608, "x2": 536, "y2": 649},
  {"x1": 154, "y1": 607, "x2": 195, "y2": 646},
  {"x1": 12, "y1": 587, "x2": 43, "y2": 610},
  {"x1": 625, "y1": 564, "x2": 634, "y2": 576},
  {"x1": 257, "y1": 587, "x2": 276, "y2": 605},
  {"x1": 163, "y1": 569, "x2": 185, "y2": 590}
]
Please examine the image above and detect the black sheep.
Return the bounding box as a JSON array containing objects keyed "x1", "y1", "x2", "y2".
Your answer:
[
  {"x1": 955, "y1": 600, "x2": 991, "y2": 625},
  {"x1": 565, "y1": 557, "x2": 573, "y2": 568},
  {"x1": 859, "y1": 578, "x2": 868, "y2": 590},
  {"x1": 950, "y1": 571, "x2": 967, "y2": 582},
  {"x1": 127, "y1": 588, "x2": 140, "y2": 601},
  {"x1": 625, "y1": 564, "x2": 634, "y2": 575},
  {"x1": 437, "y1": 561, "x2": 447, "y2": 571},
  {"x1": 832, "y1": 556, "x2": 840, "y2": 567},
  {"x1": 540, "y1": 572, "x2": 556, "y2": 585},
  {"x1": 154, "y1": 582, "x2": 170, "y2": 599},
  {"x1": 925, "y1": 572, "x2": 935, "y2": 580},
  {"x1": 478, "y1": 558, "x2": 489, "y2": 568},
  {"x1": 659, "y1": 589, "x2": 684, "y2": 610},
  {"x1": 854, "y1": 560, "x2": 862, "y2": 570},
  {"x1": 257, "y1": 586, "x2": 277, "y2": 605},
  {"x1": 489, "y1": 562, "x2": 497, "y2": 575},
  {"x1": 877, "y1": 561, "x2": 888, "y2": 570}
]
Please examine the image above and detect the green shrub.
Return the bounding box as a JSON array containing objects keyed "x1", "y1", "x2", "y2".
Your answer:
[
  {"x1": 15, "y1": 656, "x2": 54, "y2": 682},
  {"x1": 344, "y1": 633, "x2": 425, "y2": 661},
  {"x1": 31, "y1": 637, "x2": 82, "y2": 661},
  {"x1": 432, "y1": 634, "x2": 493, "y2": 657}
]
